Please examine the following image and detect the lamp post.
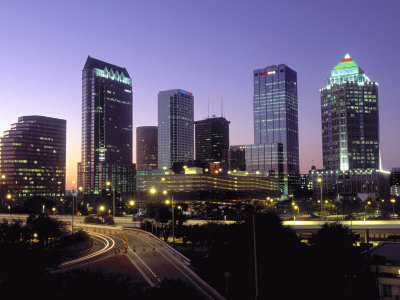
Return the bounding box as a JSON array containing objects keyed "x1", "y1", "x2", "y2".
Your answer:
[
  {"x1": 317, "y1": 178, "x2": 323, "y2": 218},
  {"x1": 165, "y1": 191, "x2": 175, "y2": 248},
  {"x1": 391, "y1": 199, "x2": 396, "y2": 217},
  {"x1": 150, "y1": 187, "x2": 157, "y2": 203},
  {"x1": 1, "y1": 174, "x2": 5, "y2": 207},
  {"x1": 71, "y1": 181, "x2": 76, "y2": 233},
  {"x1": 106, "y1": 181, "x2": 115, "y2": 219}
]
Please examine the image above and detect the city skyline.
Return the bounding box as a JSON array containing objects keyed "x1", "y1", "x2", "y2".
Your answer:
[{"x1": 1, "y1": 1, "x2": 399, "y2": 189}]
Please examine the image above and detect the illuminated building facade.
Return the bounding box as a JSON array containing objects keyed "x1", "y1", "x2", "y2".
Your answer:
[
  {"x1": 136, "y1": 126, "x2": 158, "y2": 171},
  {"x1": 194, "y1": 117, "x2": 230, "y2": 165},
  {"x1": 247, "y1": 64, "x2": 299, "y2": 196},
  {"x1": 0, "y1": 116, "x2": 66, "y2": 204},
  {"x1": 78, "y1": 56, "x2": 135, "y2": 196},
  {"x1": 390, "y1": 168, "x2": 400, "y2": 197},
  {"x1": 158, "y1": 89, "x2": 194, "y2": 169},
  {"x1": 136, "y1": 173, "x2": 280, "y2": 201},
  {"x1": 321, "y1": 54, "x2": 380, "y2": 171}
]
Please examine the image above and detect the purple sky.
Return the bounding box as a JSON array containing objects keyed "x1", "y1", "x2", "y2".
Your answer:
[{"x1": 1, "y1": 0, "x2": 400, "y2": 189}]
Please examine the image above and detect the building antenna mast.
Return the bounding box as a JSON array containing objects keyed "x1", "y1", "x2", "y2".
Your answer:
[
  {"x1": 220, "y1": 92, "x2": 224, "y2": 117},
  {"x1": 207, "y1": 96, "x2": 210, "y2": 119}
]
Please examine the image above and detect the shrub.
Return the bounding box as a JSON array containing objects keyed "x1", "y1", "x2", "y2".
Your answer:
[
  {"x1": 84, "y1": 216, "x2": 102, "y2": 224},
  {"x1": 104, "y1": 216, "x2": 115, "y2": 225}
]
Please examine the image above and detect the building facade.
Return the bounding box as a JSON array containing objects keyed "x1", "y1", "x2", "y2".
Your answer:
[
  {"x1": 308, "y1": 168, "x2": 390, "y2": 201},
  {"x1": 228, "y1": 145, "x2": 246, "y2": 171},
  {"x1": 321, "y1": 54, "x2": 380, "y2": 171},
  {"x1": 136, "y1": 126, "x2": 158, "y2": 171},
  {"x1": 390, "y1": 168, "x2": 400, "y2": 197},
  {"x1": 158, "y1": 89, "x2": 194, "y2": 169},
  {"x1": 194, "y1": 117, "x2": 230, "y2": 165},
  {"x1": 0, "y1": 116, "x2": 66, "y2": 205},
  {"x1": 247, "y1": 64, "x2": 299, "y2": 196},
  {"x1": 136, "y1": 173, "x2": 280, "y2": 202},
  {"x1": 78, "y1": 56, "x2": 135, "y2": 196}
]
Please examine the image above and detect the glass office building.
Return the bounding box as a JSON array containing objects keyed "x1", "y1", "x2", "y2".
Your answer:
[
  {"x1": 136, "y1": 126, "x2": 158, "y2": 171},
  {"x1": 321, "y1": 54, "x2": 380, "y2": 171},
  {"x1": 78, "y1": 56, "x2": 135, "y2": 196},
  {"x1": 158, "y1": 89, "x2": 194, "y2": 169},
  {"x1": 0, "y1": 116, "x2": 66, "y2": 205},
  {"x1": 247, "y1": 64, "x2": 299, "y2": 196},
  {"x1": 228, "y1": 145, "x2": 246, "y2": 171}
]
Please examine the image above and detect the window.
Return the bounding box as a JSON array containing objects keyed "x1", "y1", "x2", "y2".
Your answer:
[{"x1": 383, "y1": 284, "x2": 392, "y2": 297}]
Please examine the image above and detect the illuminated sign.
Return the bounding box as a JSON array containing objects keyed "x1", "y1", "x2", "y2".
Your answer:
[
  {"x1": 261, "y1": 70, "x2": 277, "y2": 75},
  {"x1": 94, "y1": 68, "x2": 132, "y2": 85},
  {"x1": 331, "y1": 68, "x2": 357, "y2": 77}
]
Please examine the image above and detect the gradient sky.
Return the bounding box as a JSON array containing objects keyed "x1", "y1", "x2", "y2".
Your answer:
[{"x1": 1, "y1": 0, "x2": 399, "y2": 190}]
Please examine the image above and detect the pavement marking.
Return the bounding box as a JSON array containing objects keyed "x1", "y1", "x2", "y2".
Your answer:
[
  {"x1": 131, "y1": 233, "x2": 214, "y2": 300},
  {"x1": 128, "y1": 247, "x2": 161, "y2": 283},
  {"x1": 125, "y1": 250, "x2": 155, "y2": 287}
]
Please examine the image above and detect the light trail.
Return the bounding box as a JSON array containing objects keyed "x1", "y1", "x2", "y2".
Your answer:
[{"x1": 59, "y1": 232, "x2": 115, "y2": 267}]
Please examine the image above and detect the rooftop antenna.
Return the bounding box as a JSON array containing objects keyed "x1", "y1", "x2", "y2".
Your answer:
[
  {"x1": 207, "y1": 96, "x2": 210, "y2": 119},
  {"x1": 220, "y1": 92, "x2": 224, "y2": 117}
]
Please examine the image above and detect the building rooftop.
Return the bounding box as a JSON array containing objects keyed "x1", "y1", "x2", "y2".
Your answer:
[{"x1": 83, "y1": 56, "x2": 130, "y2": 78}]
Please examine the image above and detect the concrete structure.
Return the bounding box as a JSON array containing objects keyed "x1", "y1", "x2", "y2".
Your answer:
[
  {"x1": 308, "y1": 168, "x2": 390, "y2": 201},
  {"x1": 0, "y1": 116, "x2": 66, "y2": 205},
  {"x1": 78, "y1": 56, "x2": 135, "y2": 196},
  {"x1": 136, "y1": 173, "x2": 280, "y2": 202}
]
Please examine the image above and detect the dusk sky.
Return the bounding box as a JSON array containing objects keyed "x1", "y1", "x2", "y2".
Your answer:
[{"x1": 1, "y1": 0, "x2": 399, "y2": 189}]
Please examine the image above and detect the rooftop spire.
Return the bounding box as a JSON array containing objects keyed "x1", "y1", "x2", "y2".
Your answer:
[{"x1": 344, "y1": 53, "x2": 351, "y2": 59}]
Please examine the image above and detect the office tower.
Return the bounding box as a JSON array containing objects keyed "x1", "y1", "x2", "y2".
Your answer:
[
  {"x1": 136, "y1": 126, "x2": 158, "y2": 171},
  {"x1": 321, "y1": 54, "x2": 380, "y2": 171},
  {"x1": 194, "y1": 117, "x2": 230, "y2": 165},
  {"x1": 78, "y1": 56, "x2": 135, "y2": 196},
  {"x1": 228, "y1": 145, "x2": 246, "y2": 171},
  {"x1": 0, "y1": 116, "x2": 66, "y2": 205},
  {"x1": 158, "y1": 89, "x2": 194, "y2": 169},
  {"x1": 247, "y1": 64, "x2": 299, "y2": 195}
]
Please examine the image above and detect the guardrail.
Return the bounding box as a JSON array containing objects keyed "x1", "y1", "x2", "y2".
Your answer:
[{"x1": 124, "y1": 227, "x2": 191, "y2": 265}]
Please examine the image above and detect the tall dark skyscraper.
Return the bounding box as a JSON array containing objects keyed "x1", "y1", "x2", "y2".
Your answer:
[
  {"x1": 0, "y1": 116, "x2": 66, "y2": 205},
  {"x1": 158, "y1": 89, "x2": 194, "y2": 169},
  {"x1": 136, "y1": 126, "x2": 158, "y2": 171},
  {"x1": 247, "y1": 64, "x2": 299, "y2": 196},
  {"x1": 321, "y1": 54, "x2": 380, "y2": 171},
  {"x1": 194, "y1": 117, "x2": 230, "y2": 165},
  {"x1": 78, "y1": 56, "x2": 135, "y2": 196}
]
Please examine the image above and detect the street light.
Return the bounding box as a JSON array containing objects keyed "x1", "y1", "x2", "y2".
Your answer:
[
  {"x1": 317, "y1": 178, "x2": 323, "y2": 218},
  {"x1": 106, "y1": 181, "x2": 115, "y2": 219},
  {"x1": 164, "y1": 191, "x2": 175, "y2": 248},
  {"x1": 391, "y1": 199, "x2": 396, "y2": 217},
  {"x1": 294, "y1": 205, "x2": 299, "y2": 216},
  {"x1": 150, "y1": 187, "x2": 157, "y2": 202}
]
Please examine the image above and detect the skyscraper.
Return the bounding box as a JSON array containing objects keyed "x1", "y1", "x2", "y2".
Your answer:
[
  {"x1": 78, "y1": 56, "x2": 135, "y2": 196},
  {"x1": 136, "y1": 126, "x2": 158, "y2": 171},
  {"x1": 321, "y1": 54, "x2": 380, "y2": 171},
  {"x1": 158, "y1": 89, "x2": 194, "y2": 169},
  {"x1": 0, "y1": 116, "x2": 66, "y2": 205},
  {"x1": 247, "y1": 64, "x2": 299, "y2": 195},
  {"x1": 194, "y1": 117, "x2": 230, "y2": 165}
]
